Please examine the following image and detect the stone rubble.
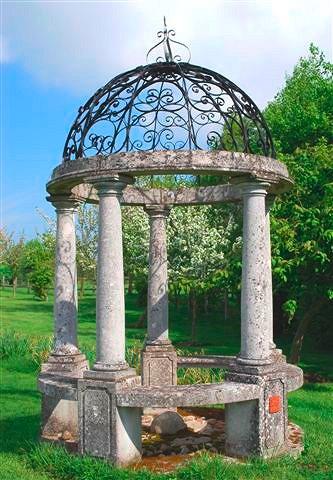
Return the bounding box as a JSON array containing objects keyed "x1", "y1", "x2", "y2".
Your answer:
[{"x1": 141, "y1": 409, "x2": 304, "y2": 461}]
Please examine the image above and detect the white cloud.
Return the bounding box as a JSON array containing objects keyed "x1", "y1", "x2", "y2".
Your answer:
[{"x1": 2, "y1": 0, "x2": 332, "y2": 106}]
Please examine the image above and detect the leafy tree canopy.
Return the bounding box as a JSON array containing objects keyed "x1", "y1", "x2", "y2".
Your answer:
[{"x1": 265, "y1": 44, "x2": 333, "y2": 154}]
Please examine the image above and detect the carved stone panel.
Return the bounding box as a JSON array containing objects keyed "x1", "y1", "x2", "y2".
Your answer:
[
  {"x1": 83, "y1": 388, "x2": 111, "y2": 457},
  {"x1": 148, "y1": 356, "x2": 174, "y2": 386}
]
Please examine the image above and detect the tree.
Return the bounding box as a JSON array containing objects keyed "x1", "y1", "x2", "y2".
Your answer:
[
  {"x1": 122, "y1": 206, "x2": 149, "y2": 295},
  {"x1": 23, "y1": 233, "x2": 54, "y2": 300},
  {"x1": 167, "y1": 205, "x2": 237, "y2": 344},
  {"x1": 76, "y1": 204, "x2": 98, "y2": 297},
  {"x1": 264, "y1": 45, "x2": 333, "y2": 363},
  {"x1": 265, "y1": 44, "x2": 333, "y2": 154},
  {"x1": 0, "y1": 230, "x2": 25, "y2": 296},
  {"x1": 270, "y1": 141, "x2": 333, "y2": 363}
]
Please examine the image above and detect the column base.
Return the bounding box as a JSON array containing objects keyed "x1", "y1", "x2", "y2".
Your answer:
[
  {"x1": 225, "y1": 364, "x2": 290, "y2": 458},
  {"x1": 41, "y1": 353, "x2": 88, "y2": 377},
  {"x1": 234, "y1": 349, "x2": 286, "y2": 375},
  {"x1": 78, "y1": 375, "x2": 142, "y2": 465},
  {"x1": 83, "y1": 367, "x2": 137, "y2": 382}
]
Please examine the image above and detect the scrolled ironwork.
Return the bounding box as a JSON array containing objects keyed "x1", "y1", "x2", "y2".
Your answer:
[{"x1": 63, "y1": 30, "x2": 275, "y2": 161}]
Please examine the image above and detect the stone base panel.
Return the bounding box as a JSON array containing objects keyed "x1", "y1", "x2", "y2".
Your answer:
[{"x1": 141, "y1": 345, "x2": 177, "y2": 387}]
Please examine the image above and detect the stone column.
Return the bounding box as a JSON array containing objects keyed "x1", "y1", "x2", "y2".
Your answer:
[
  {"x1": 265, "y1": 196, "x2": 275, "y2": 350},
  {"x1": 225, "y1": 184, "x2": 292, "y2": 459},
  {"x1": 42, "y1": 195, "x2": 87, "y2": 375},
  {"x1": 87, "y1": 176, "x2": 135, "y2": 376},
  {"x1": 141, "y1": 205, "x2": 177, "y2": 388},
  {"x1": 146, "y1": 205, "x2": 171, "y2": 345},
  {"x1": 238, "y1": 182, "x2": 272, "y2": 365},
  {"x1": 39, "y1": 195, "x2": 87, "y2": 445},
  {"x1": 79, "y1": 176, "x2": 141, "y2": 465}
]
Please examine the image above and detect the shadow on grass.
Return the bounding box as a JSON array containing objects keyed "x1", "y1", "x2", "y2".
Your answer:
[
  {"x1": 301, "y1": 383, "x2": 333, "y2": 392},
  {"x1": 0, "y1": 414, "x2": 41, "y2": 453}
]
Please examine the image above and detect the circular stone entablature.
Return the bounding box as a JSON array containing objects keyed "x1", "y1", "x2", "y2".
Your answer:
[{"x1": 47, "y1": 150, "x2": 293, "y2": 206}]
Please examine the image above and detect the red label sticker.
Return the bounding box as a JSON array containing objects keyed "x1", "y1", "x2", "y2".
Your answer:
[{"x1": 269, "y1": 395, "x2": 281, "y2": 414}]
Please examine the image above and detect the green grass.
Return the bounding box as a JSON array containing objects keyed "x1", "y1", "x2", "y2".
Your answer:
[{"x1": 1, "y1": 287, "x2": 333, "y2": 479}]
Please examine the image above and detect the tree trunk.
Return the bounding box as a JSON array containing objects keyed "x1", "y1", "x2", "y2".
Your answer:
[
  {"x1": 204, "y1": 293, "x2": 209, "y2": 314},
  {"x1": 135, "y1": 307, "x2": 147, "y2": 328},
  {"x1": 224, "y1": 290, "x2": 228, "y2": 322},
  {"x1": 175, "y1": 294, "x2": 180, "y2": 310},
  {"x1": 2, "y1": 275, "x2": 5, "y2": 290},
  {"x1": 12, "y1": 277, "x2": 17, "y2": 297},
  {"x1": 79, "y1": 277, "x2": 85, "y2": 299},
  {"x1": 273, "y1": 292, "x2": 286, "y2": 336},
  {"x1": 128, "y1": 274, "x2": 133, "y2": 294},
  {"x1": 191, "y1": 293, "x2": 197, "y2": 344},
  {"x1": 27, "y1": 278, "x2": 31, "y2": 294},
  {"x1": 289, "y1": 298, "x2": 325, "y2": 365}
]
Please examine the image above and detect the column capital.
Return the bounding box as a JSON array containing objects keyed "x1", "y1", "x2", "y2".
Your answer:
[
  {"x1": 239, "y1": 181, "x2": 270, "y2": 197},
  {"x1": 144, "y1": 204, "x2": 171, "y2": 218},
  {"x1": 85, "y1": 174, "x2": 133, "y2": 197},
  {"x1": 47, "y1": 194, "x2": 83, "y2": 212}
]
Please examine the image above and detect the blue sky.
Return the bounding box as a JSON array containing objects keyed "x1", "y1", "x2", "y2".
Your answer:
[{"x1": 2, "y1": 0, "x2": 332, "y2": 238}]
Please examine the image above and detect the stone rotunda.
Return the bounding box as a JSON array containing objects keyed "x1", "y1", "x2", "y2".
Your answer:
[{"x1": 38, "y1": 20, "x2": 303, "y2": 466}]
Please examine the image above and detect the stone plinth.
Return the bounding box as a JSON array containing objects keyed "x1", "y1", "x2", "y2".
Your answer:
[
  {"x1": 225, "y1": 361, "x2": 303, "y2": 458},
  {"x1": 141, "y1": 344, "x2": 177, "y2": 388},
  {"x1": 78, "y1": 376, "x2": 142, "y2": 465}
]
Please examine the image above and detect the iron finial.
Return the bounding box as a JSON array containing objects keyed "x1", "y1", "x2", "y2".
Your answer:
[{"x1": 146, "y1": 17, "x2": 191, "y2": 64}]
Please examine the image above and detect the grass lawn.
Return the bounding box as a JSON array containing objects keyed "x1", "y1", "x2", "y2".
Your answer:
[{"x1": 1, "y1": 287, "x2": 333, "y2": 479}]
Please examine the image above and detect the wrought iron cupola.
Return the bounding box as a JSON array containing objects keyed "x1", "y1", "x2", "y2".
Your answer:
[{"x1": 63, "y1": 19, "x2": 275, "y2": 161}]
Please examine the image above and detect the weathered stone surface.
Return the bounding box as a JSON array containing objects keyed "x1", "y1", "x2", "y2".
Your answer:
[
  {"x1": 224, "y1": 363, "x2": 302, "y2": 458},
  {"x1": 177, "y1": 355, "x2": 236, "y2": 369},
  {"x1": 141, "y1": 344, "x2": 177, "y2": 388},
  {"x1": 116, "y1": 381, "x2": 261, "y2": 408},
  {"x1": 46, "y1": 196, "x2": 87, "y2": 362},
  {"x1": 238, "y1": 183, "x2": 271, "y2": 365},
  {"x1": 70, "y1": 184, "x2": 242, "y2": 206},
  {"x1": 78, "y1": 377, "x2": 142, "y2": 465},
  {"x1": 41, "y1": 353, "x2": 88, "y2": 377},
  {"x1": 90, "y1": 177, "x2": 132, "y2": 372},
  {"x1": 145, "y1": 205, "x2": 171, "y2": 345},
  {"x1": 38, "y1": 373, "x2": 79, "y2": 400},
  {"x1": 40, "y1": 394, "x2": 78, "y2": 442},
  {"x1": 150, "y1": 411, "x2": 187, "y2": 435},
  {"x1": 47, "y1": 151, "x2": 292, "y2": 199}
]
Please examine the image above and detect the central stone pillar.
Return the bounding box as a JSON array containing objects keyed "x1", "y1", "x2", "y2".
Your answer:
[
  {"x1": 141, "y1": 205, "x2": 177, "y2": 389},
  {"x1": 78, "y1": 175, "x2": 141, "y2": 466}
]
